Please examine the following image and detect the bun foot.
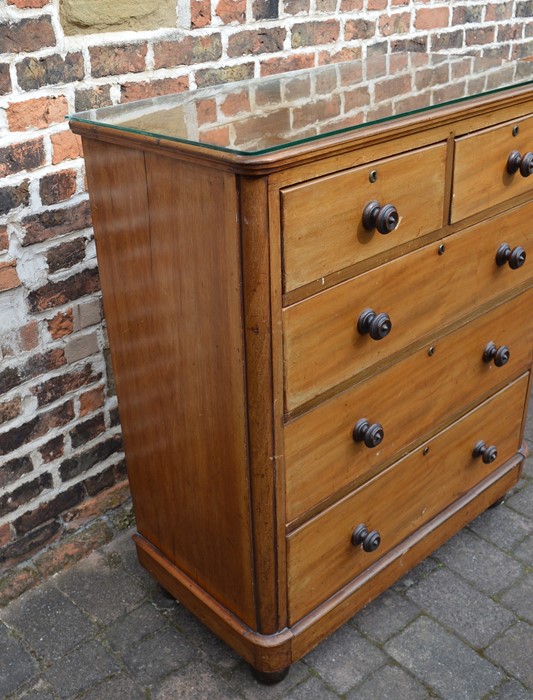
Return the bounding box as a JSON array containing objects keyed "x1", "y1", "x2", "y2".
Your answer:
[{"x1": 251, "y1": 666, "x2": 290, "y2": 685}]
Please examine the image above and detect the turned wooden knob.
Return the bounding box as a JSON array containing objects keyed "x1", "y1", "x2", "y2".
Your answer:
[
  {"x1": 495, "y1": 243, "x2": 526, "y2": 269},
  {"x1": 362, "y1": 200, "x2": 399, "y2": 234},
  {"x1": 483, "y1": 341, "x2": 510, "y2": 367},
  {"x1": 357, "y1": 308, "x2": 392, "y2": 340},
  {"x1": 506, "y1": 150, "x2": 533, "y2": 177},
  {"x1": 351, "y1": 524, "x2": 381, "y2": 552},
  {"x1": 473, "y1": 440, "x2": 498, "y2": 464}
]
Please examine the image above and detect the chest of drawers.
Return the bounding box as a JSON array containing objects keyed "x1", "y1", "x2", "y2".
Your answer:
[{"x1": 70, "y1": 53, "x2": 533, "y2": 681}]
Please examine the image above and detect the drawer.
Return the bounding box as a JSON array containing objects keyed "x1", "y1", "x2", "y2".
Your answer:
[
  {"x1": 284, "y1": 199, "x2": 533, "y2": 411},
  {"x1": 285, "y1": 289, "x2": 533, "y2": 523},
  {"x1": 282, "y1": 143, "x2": 447, "y2": 293},
  {"x1": 286, "y1": 374, "x2": 529, "y2": 624},
  {"x1": 452, "y1": 113, "x2": 533, "y2": 223}
]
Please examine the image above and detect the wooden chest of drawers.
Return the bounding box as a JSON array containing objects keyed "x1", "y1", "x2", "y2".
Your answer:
[{"x1": 71, "y1": 53, "x2": 533, "y2": 681}]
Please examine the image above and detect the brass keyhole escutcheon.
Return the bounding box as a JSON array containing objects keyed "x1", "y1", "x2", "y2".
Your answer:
[{"x1": 369, "y1": 170, "x2": 378, "y2": 183}]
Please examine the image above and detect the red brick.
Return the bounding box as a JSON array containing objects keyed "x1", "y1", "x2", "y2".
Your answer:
[
  {"x1": 0, "y1": 226, "x2": 8, "y2": 252},
  {"x1": 27, "y1": 267, "x2": 100, "y2": 313},
  {"x1": 39, "y1": 435, "x2": 64, "y2": 463},
  {"x1": 154, "y1": 35, "x2": 222, "y2": 69},
  {"x1": 0, "y1": 17, "x2": 55, "y2": 53},
  {"x1": 46, "y1": 238, "x2": 86, "y2": 274},
  {"x1": 22, "y1": 200, "x2": 92, "y2": 247},
  {"x1": 197, "y1": 124, "x2": 230, "y2": 147},
  {"x1": 89, "y1": 43, "x2": 147, "y2": 78},
  {"x1": 252, "y1": 0, "x2": 278, "y2": 20},
  {"x1": 191, "y1": 0, "x2": 211, "y2": 27},
  {"x1": 120, "y1": 77, "x2": 189, "y2": 103},
  {"x1": 79, "y1": 385, "x2": 105, "y2": 417},
  {"x1": 345, "y1": 18, "x2": 376, "y2": 41},
  {"x1": 292, "y1": 20, "x2": 339, "y2": 48},
  {"x1": 415, "y1": 6, "x2": 450, "y2": 30},
  {"x1": 0, "y1": 474, "x2": 53, "y2": 519},
  {"x1": 47, "y1": 308, "x2": 74, "y2": 339},
  {"x1": 0, "y1": 567, "x2": 41, "y2": 606},
  {"x1": 17, "y1": 52, "x2": 84, "y2": 92},
  {"x1": 33, "y1": 363, "x2": 101, "y2": 407},
  {"x1": 7, "y1": 96, "x2": 69, "y2": 132},
  {"x1": 367, "y1": 0, "x2": 387, "y2": 8},
  {"x1": 0, "y1": 138, "x2": 45, "y2": 178},
  {"x1": 227, "y1": 28, "x2": 285, "y2": 57},
  {"x1": 466, "y1": 26, "x2": 497, "y2": 46},
  {"x1": 284, "y1": 0, "x2": 309, "y2": 12},
  {"x1": 340, "y1": 0, "x2": 362, "y2": 8},
  {"x1": 195, "y1": 63, "x2": 254, "y2": 88},
  {"x1": 260, "y1": 53, "x2": 315, "y2": 77},
  {"x1": 485, "y1": 2, "x2": 513, "y2": 20},
  {"x1": 0, "y1": 397, "x2": 22, "y2": 426},
  {"x1": 0, "y1": 63, "x2": 11, "y2": 96},
  {"x1": 75, "y1": 85, "x2": 112, "y2": 112},
  {"x1": 374, "y1": 74, "x2": 412, "y2": 102},
  {"x1": 0, "y1": 524, "x2": 11, "y2": 548},
  {"x1": 51, "y1": 130, "x2": 83, "y2": 165},
  {"x1": 0, "y1": 180, "x2": 30, "y2": 215},
  {"x1": 19, "y1": 321, "x2": 39, "y2": 351},
  {"x1": 318, "y1": 47, "x2": 362, "y2": 66},
  {"x1": 14, "y1": 484, "x2": 85, "y2": 535},
  {"x1": 0, "y1": 520, "x2": 62, "y2": 570},
  {"x1": 216, "y1": 0, "x2": 246, "y2": 24},
  {"x1": 8, "y1": 0, "x2": 49, "y2": 6},
  {"x1": 293, "y1": 94, "x2": 341, "y2": 129},
  {"x1": 22, "y1": 348, "x2": 66, "y2": 382},
  {"x1": 0, "y1": 401, "x2": 74, "y2": 456},
  {"x1": 62, "y1": 480, "x2": 130, "y2": 530},
  {"x1": 378, "y1": 12, "x2": 411, "y2": 36},
  {"x1": 0, "y1": 260, "x2": 21, "y2": 292},
  {"x1": 221, "y1": 90, "x2": 251, "y2": 116},
  {"x1": 196, "y1": 98, "x2": 217, "y2": 125},
  {"x1": 40, "y1": 169, "x2": 77, "y2": 206}
]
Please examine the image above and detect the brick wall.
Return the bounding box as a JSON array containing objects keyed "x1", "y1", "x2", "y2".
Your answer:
[{"x1": 1, "y1": 0, "x2": 532, "y2": 600}]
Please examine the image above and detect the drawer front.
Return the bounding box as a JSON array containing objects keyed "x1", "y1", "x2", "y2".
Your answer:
[
  {"x1": 452, "y1": 113, "x2": 533, "y2": 223},
  {"x1": 282, "y1": 143, "x2": 447, "y2": 292},
  {"x1": 285, "y1": 289, "x2": 533, "y2": 522},
  {"x1": 284, "y1": 200, "x2": 533, "y2": 411},
  {"x1": 287, "y1": 374, "x2": 529, "y2": 624}
]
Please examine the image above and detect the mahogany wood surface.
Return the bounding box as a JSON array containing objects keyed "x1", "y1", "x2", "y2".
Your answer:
[
  {"x1": 283, "y1": 200, "x2": 533, "y2": 412},
  {"x1": 282, "y1": 143, "x2": 447, "y2": 292},
  {"x1": 74, "y1": 72, "x2": 533, "y2": 677},
  {"x1": 453, "y1": 113, "x2": 533, "y2": 222}
]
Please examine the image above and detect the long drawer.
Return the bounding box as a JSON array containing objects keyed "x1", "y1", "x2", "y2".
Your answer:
[
  {"x1": 282, "y1": 143, "x2": 447, "y2": 292},
  {"x1": 283, "y1": 199, "x2": 533, "y2": 411},
  {"x1": 286, "y1": 374, "x2": 529, "y2": 624},
  {"x1": 452, "y1": 113, "x2": 533, "y2": 223},
  {"x1": 285, "y1": 289, "x2": 533, "y2": 522}
]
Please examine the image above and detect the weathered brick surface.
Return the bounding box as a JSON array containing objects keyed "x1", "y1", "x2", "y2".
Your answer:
[
  {"x1": 89, "y1": 43, "x2": 148, "y2": 78},
  {"x1": 16, "y1": 53, "x2": 84, "y2": 92},
  {"x1": 0, "y1": 139, "x2": 45, "y2": 178},
  {"x1": 40, "y1": 170, "x2": 78, "y2": 206},
  {"x1": 227, "y1": 28, "x2": 285, "y2": 57},
  {"x1": 0, "y1": 63, "x2": 12, "y2": 96},
  {"x1": 120, "y1": 76, "x2": 189, "y2": 102},
  {"x1": 0, "y1": 260, "x2": 21, "y2": 292},
  {"x1": 22, "y1": 200, "x2": 92, "y2": 246},
  {"x1": 46, "y1": 237, "x2": 86, "y2": 273},
  {"x1": 0, "y1": 17, "x2": 56, "y2": 53},
  {"x1": 154, "y1": 35, "x2": 222, "y2": 68},
  {"x1": 27, "y1": 267, "x2": 100, "y2": 312}
]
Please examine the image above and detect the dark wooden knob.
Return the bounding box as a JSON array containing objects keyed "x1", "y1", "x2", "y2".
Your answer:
[
  {"x1": 353, "y1": 418, "x2": 384, "y2": 448},
  {"x1": 351, "y1": 524, "x2": 381, "y2": 552},
  {"x1": 357, "y1": 308, "x2": 392, "y2": 340},
  {"x1": 483, "y1": 341, "x2": 510, "y2": 367},
  {"x1": 473, "y1": 440, "x2": 498, "y2": 464},
  {"x1": 362, "y1": 200, "x2": 399, "y2": 234},
  {"x1": 495, "y1": 243, "x2": 526, "y2": 269},
  {"x1": 507, "y1": 150, "x2": 533, "y2": 177}
]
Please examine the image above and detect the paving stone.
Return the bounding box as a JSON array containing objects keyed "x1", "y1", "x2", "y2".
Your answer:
[
  {"x1": 0, "y1": 624, "x2": 38, "y2": 698},
  {"x1": 352, "y1": 588, "x2": 420, "y2": 643},
  {"x1": 506, "y1": 483, "x2": 533, "y2": 519},
  {"x1": 0, "y1": 582, "x2": 95, "y2": 662},
  {"x1": 405, "y1": 567, "x2": 515, "y2": 647},
  {"x1": 104, "y1": 601, "x2": 168, "y2": 652},
  {"x1": 468, "y1": 502, "x2": 532, "y2": 551},
  {"x1": 77, "y1": 673, "x2": 145, "y2": 700},
  {"x1": 285, "y1": 674, "x2": 338, "y2": 699},
  {"x1": 121, "y1": 625, "x2": 199, "y2": 686},
  {"x1": 227, "y1": 660, "x2": 310, "y2": 700},
  {"x1": 101, "y1": 530, "x2": 153, "y2": 587},
  {"x1": 488, "y1": 678, "x2": 532, "y2": 699},
  {"x1": 385, "y1": 616, "x2": 502, "y2": 699},
  {"x1": 43, "y1": 639, "x2": 120, "y2": 700},
  {"x1": 155, "y1": 660, "x2": 243, "y2": 699},
  {"x1": 391, "y1": 557, "x2": 440, "y2": 591},
  {"x1": 434, "y1": 529, "x2": 524, "y2": 595},
  {"x1": 522, "y1": 456, "x2": 533, "y2": 479},
  {"x1": 346, "y1": 664, "x2": 430, "y2": 700},
  {"x1": 513, "y1": 532, "x2": 533, "y2": 566},
  {"x1": 169, "y1": 601, "x2": 241, "y2": 670},
  {"x1": 303, "y1": 623, "x2": 386, "y2": 694},
  {"x1": 10, "y1": 678, "x2": 55, "y2": 700},
  {"x1": 499, "y1": 572, "x2": 533, "y2": 624},
  {"x1": 485, "y1": 621, "x2": 533, "y2": 689},
  {"x1": 56, "y1": 551, "x2": 146, "y2": 623}
]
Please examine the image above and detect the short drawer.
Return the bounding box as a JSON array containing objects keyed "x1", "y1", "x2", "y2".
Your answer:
[
  {"x1": 286, "y1": 374, "x2": 529, "y2": 624},
  {"x1": 452, "y1": 112, "x2": 533, "y2": 223},
  {"x1": 284, "y1": 199, "x2": 533, "y2": 411},
  {"x1": 282, "y1": 143, "x2": 447, "y2": 293},
  {"x1": 285, "y1": 289, "x2": 533, "y2": 523}
]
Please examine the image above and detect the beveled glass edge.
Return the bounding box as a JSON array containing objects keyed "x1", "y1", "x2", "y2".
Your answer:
[{"x1": 68, "y1": 53, "x2": 533, "y2": 157}]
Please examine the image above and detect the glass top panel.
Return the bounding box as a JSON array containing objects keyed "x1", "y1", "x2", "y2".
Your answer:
[{"x1": 70, "y1": 52, "x2": 533, "y2": 156}]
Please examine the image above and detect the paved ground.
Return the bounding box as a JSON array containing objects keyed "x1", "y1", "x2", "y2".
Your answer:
[{"x1": 1, "y1": 400, "x2": 532, "y2": 700}]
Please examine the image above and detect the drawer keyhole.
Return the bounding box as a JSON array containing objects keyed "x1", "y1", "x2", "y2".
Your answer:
[
  {"x1": 473, "y1": 440, "x2": 498, "y2": 465},
  {"x1": 351, "y1": 524, "x2": 381, "y2": 553}
]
